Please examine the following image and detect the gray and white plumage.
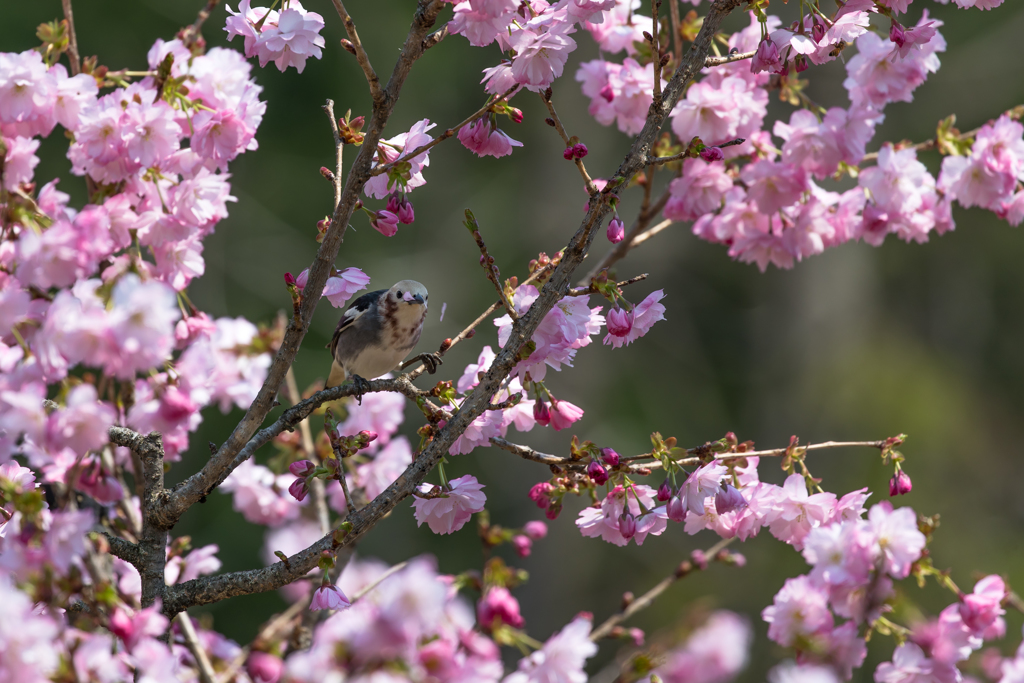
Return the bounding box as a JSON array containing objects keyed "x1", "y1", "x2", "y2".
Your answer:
[{"x1": 326, "y1": 280, "x2": 430, "y2": 388}]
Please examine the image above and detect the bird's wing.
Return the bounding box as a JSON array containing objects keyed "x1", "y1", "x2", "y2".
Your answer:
[{"x1": 329, "y1": 289, "x2": 386, "y2": 357}]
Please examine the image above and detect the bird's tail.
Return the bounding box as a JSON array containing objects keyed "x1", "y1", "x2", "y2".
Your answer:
[{"x1": 325, "y1": 360, "x2": 347, "y2": 389}]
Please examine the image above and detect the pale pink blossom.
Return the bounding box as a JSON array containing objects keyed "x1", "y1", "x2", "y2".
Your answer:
[
  {"x1": 664, "y1": 159, "x2": 733, "y2": 222},
  {"x1": 2, "y1": 135, "x2": 39, "y2": 190},
  {"x1": 802, "y1": 520, "x2": 875, "y2": 586},
  {"x1": 651, "y1": 611, "x2": 752, "y2": 683},
  {"x1": 874, "y1": 643, "x2": 960, "y2": 683},
  {"x1": 0, "y1": 574, "x2": 61, "y2": 681},
  {"x1": 412, "y1": 474, "x2": 487, "y2": 534},
  {"x1": 508, "y1": 22, "x2": 578, "y2": 91},
  {"x1": 50, "y1": 64, "x2": 98, "y2": 131},
  {"x1": 123, "y1": 99, "x2": 181, "y2": 169},
  {"x1": 959, "y1": 575, "x2": 1006, "y2": 635},
  {"x1": 310, "y1": 583, "x2": 351, "y2": 610},
  {"x1": 165, "y1": 544, "x2": 222, "y2": 585},
  {"x1": 939, "y1": 115, "x2": 1024, "y2": 212},
  {"x1": 458, "y1": 118, "x2": 524, "y2": 158},
  {"x1": 769, "y1": 662, "x2": 840, "y2": 683},
  {"x1": 226, "y1": 1, "x2": 325, "y2": 73},
  {"x1": 220, "y1": 458, "x2": 304, "y2": 527},
  {"x1": 357, "y1": 436, "x2": 413, "y2": 500},
  {"x1": 603, "y1": 289, "x2": 665, "y2": 348},
  {"x1": 364, "y1": 119, "x2": 436, "y2": 198},
  {"x1": 481, "y1": 61, "x2": 518, "y2": 95},
  {"x1": 679, "y1": 462, "x2": 728, "y2": 515},
  {"x1": 549, "y1": 399, "x2": 584, "y2": 431},
  {"x1": 576, "y1": 58, "x2": 657, "y2": 136},
  {"x1": 105, "y1": 274, "x2": 181, "y2": 378},
  {"x1": 449, "y1": 0, "x2": 519, "y2": 47},
  {"x1": 45, "y1": 384, "x2": 116, "y2": 456},
  {"x1": 449, "y1": 408, "x2": 504, "y2": 455},
  {"x1": 504, "y1": 615, "x2": 597, "y2": 683},
  {"x1": 741, "y1": 160, "x2": 809, "y2": 214},
  {"x1": 191, "y1": 108, "x2": 254, "y2": 167},
  {"x1": 844, "y1": 20, "x2": 945, "y2": 108},
  {"x1": 867, "y1": 501, "x2": 925, "y2": 579},
  {"x1": 763, "y1": 575, "x2": 833, "y2": 648},
  {"x1": 0, "y1": 50, "x2": 57, "y2": 138},
  {"x1": 584, "y1": 0, "x2": 651, "y2": 55},
  {"x1": 576, "y1": 484, "x2": 667, "y2": 546},
  {"x1": 766, "y1": 474, "x2": 837, "y2": 549},
  {"x1": 671, "y1": 76, "x2": 766, "y2": 147}
]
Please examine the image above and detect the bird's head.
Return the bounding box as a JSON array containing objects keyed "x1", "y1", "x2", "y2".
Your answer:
[{"x1": 387, "y1": 280, "x2": 428, "y2": 309}]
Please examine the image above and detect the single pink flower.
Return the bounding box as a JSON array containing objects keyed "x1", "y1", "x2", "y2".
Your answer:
[
  {"x1": 309, "y1": 583, "x2": 351, "y2": 611},
  {"x1": 478, "y1": 586, "x2": 525, "y2": 629},
  {"x1": 412, "y1": 474, "x2": 486, "y2": 534}
]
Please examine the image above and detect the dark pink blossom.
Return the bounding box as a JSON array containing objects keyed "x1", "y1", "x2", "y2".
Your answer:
[
  {"x1": 606, "y1": 216, "x2": 625, "y2": 243},
  {"x1": 478, "y1": 586, "x2": 525, "y2": 629},
  {"x1": 587, "y1": 459, "x2": 609, "y2": 485},
  {"x1": 458, "y1": 118, "x2": 523, "y2": 158},
  {"x1": 603, "y1": 289, "x2": 665, "y2": 348}
]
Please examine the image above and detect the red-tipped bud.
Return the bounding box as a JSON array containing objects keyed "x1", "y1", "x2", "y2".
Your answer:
[
  {"x1": 587, "y1": 460, "x2": 609, "y2": 485},
  {"x1": 600, "y1": 448, "x2": 620, "y2": 467},
  {"x1": 289, "y1": 460, "x2": 316, "y2": 477},
  {"x1": 699, "y1": 146, "x2": 724, "y2": 162},
  {"x1": 512, "y1": 534, "x2": 532, "y2": 558},
  {"x1": 690, "y1": 548, "x2": 708, "y2": 570},
  {"x1": 889, "y1": 470, "x2": 912, "y2": 496},
  {"x1": 599, "y1": 84, "x2": 615, "y2": 102},
  {"x1": 618, "y1": 512, "x2": 637, "y2": 539},
  {"x1": 284, "y1": 272, "x2": 296, "y2": 287},
  {"x1": 288, "y1": 477, "x2": 309, "y2": 502},
  {"x1": 656, "y1": 479, "x2": 673, "y2": 502},
  {"x1": 509, "y1": 107, "x2": 524, "y2": 123},
  {"x1": 533, "y1": 401, "x2": 551, "y2": 426},
  {"x1": 349, "y1": 116, "x2": 365, "y2": 133},
  {"x1": 340, "y1": 38, "x2": 356, "y2": 54},
  {"x1": 358, "y1": 430, "x2": 378, "y2": 444}
]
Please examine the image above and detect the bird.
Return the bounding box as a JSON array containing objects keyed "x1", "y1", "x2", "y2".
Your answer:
[{"x1": 325, "y1": 279, "x2": 442, "y2": 392}]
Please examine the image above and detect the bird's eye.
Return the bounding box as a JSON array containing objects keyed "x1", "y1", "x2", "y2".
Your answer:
[{"x1": 396, "y1": 290, "x2": 403, "y2": 298}]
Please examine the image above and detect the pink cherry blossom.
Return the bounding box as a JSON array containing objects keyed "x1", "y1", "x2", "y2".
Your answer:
[
  {"x1": 875, "y1": 643, "x2": 960, "y2": 683},
  {"x1": 45, "y1": 384, "x2": 116, "y2": 456},
  {"x1": 2, "y1": 135, "x2": 40, "y2": 190},
  {"x1": 449, "y1": 408, "x2": 503, "y2": 455},
  {"x1": 412, "y1": 474, "x2": 486, "y2": 534},
  {"x1": 741, "y1": 160, "x2": 809, "y2": 215},
  {"x1": 504, "y1": 615, "x2": 597, "y2": 683},
  {"x1": 226, "y1": 1, "x2": 325, "y2": 73},
  {"x1": 0, "y1": 575, "x2": 60, "y2": 679},
  {"x1": 651, "y1": 611, "x2": 752, "y2": 683},
  {"x1": 0, "y1": 50, "x2": 57, "y2": 138},
  {"x1": 802, "y1": 520, "x2": 875, "y2": 586},
  {"x1": 751, "y1": 37, "x2": 784, "y2": 74},
  {"x1": 309, "y1": 583, "x2": 351, "y2": 610},
  {"x1": 603, "y1": 289, "x2": 665, "y2": 348},
  {"x1": 191, "y1": 108, "x2": 255, "y2": 168},
  {"x1": 364, "y1": 119, "x2": 436, "y2": 198},
  {"x1": 867, "y1": 501, "x2": 925, "y2": 579},
  {"x1": 679, "y1": 462, "x2": 728, "y2": 515},
  {"x1": 844, "y1": 19, "x2": 945, "y2": 108},
  {"x1": 220, "y1": 458, "x2": 304, "y2": 527},
  {"x1": 478, "y1": 586, "x2": 525, "y2": 629},
  {"x1": 939, "y1": 114, "x2": 1024, "y2": 211},
  {"x1": 766, "y1": 474, "x2": 837, "y2": 549},
  {"x1": 449, "y1": 0, "x2": 519, "y2": 47},
  {"x1": 458, "y1": 118, "x2": 523, "y2": 158},
  {"x1": 508, "y1": 22, "x2": 578, "y2": 90},
  {"x1": 664, "y1": 159, "x2": 733, "y2": 221},
  {"x1": 357, "y1": 437, "x2": 413, "y2": 500},
  {"x1": 576, "y1": 484, "x2": 667, "y2": 546},
  {"x1": 763, "y1": 575, "x2": 834, "y2": 648},
  {"x1": 959, "y1": 575, "x2": 1006, "y2": 635},
  {"x1": 584, "y1": 0, "x2": 651, "y2": 55},
  {"x1": 549, "y1": 399, "x2": 584, "y2": 431}
]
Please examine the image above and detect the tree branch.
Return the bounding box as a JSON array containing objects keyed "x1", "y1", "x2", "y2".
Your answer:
[
  {"x1": 465, "y1": 210, "x2": 517, "y2": 319},
  {"x1": 705, "y1": 50, "x2": 755, "y2": 67},
  {"x1": 329, "y1": 0, "x2": 383, "y2": 103},
  {"x1": 589, "y1": 537, "x2": 736, "y2": 641},
  {"x1": 151, "y1": 0, "x2": 447, "y2": 532},
  {"x1": 540, "y1": 90, "x2": 599, "y2": 195},
  {"x1": 60, "y1": 0, "x2": 81, "y2": 75},
  {"x1": 177, "y1": 612, "x2": 217, "y2": 683},
  {"x1": 322, "y1": 100, "x2": 344, "y2": 210},
  {"x1": 180, "y1": 0, "x2": 221, "y2": 49}
]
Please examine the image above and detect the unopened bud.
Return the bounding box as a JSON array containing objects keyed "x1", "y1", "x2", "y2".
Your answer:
[
  {"x1": 690, "y1": 548, "x2": 708, "y2": 570},
  {"x1": 715, "y1": 484, "x2": 747, "y2": 514},
  {"x1": 288, "y1": 460, "x2": 316, "y2": 477},
  {"x1": 563, "y1": 147, "x2": 575, "y2": 161},
  {"x1": 284, "y1": 272, "x2": 296, "y2": 287},
  {"x1": 642, "y1": 31, "x2": 654, "y2": 43},
  {"x1": 358, "y1": 430, "x2": 378, "y2": 444},
  {"x1": 889, "y1": 470, "x2": 912, "y2": 496},
  {"x1": 600, "y1": 448, "x2": 620, "y2": 467},
  {"x1": 699, "y1": 146, "x2": 724, "y2": 162},
  {"x1": 340, "y1": 38, "x2": 356, "y2": 54},
  {"x1": 509, "y1": 107, "x2": 524, "y2": 123},
  {"x1": 545, "y1": 117, "x2": 556, "y2": 127},
  {"x1": 572, "y1": 142, "x2": 588, "y2": 159},
  {"x1": 587, "y1": 460, "x2": 609, "y2": 485},
  {"x1": 618, "y1": 512, "x2": 637, "y2": 540},
  {"x1": 621, "y1": 591, "x2": 634, "y2": 609},
  {"x1": 656, "y1": 479, "x2": 673, "y2": 502},
  {"x1": 439, "y1": 338, "x2": 453, "y2": 353},
  {"x1": 666, "y1": 493, "x2": 686, "y2": 523},
  {"x1": 320, "y1": 166, "x2": 335, "y2": 181}
]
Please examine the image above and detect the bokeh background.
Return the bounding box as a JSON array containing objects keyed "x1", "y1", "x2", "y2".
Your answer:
[{"x1": 5, "y1": 1, "x2": 1024, "y2": 680}]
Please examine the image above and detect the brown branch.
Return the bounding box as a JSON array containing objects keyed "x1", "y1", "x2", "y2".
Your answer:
[
  {"x1": 711, "y1": 439, "x2": 890, "y2": 460},
  {"x1": 540, "y1": 90, "x2": 598, "y2": 195},
  {"x1": 285, "y1": 368, "x2": 330, "y2": 534},
  {"x1": 589, "y1": 537, "x2": 736, "y2": 641},
  {"x1": 566, "y1": 273, "x2": 648, "y2": 297},
  {"x1": 370, "y1": 86, "x2": 519, "y2": 178},
  {"x1": 61, "y1": 0, "x2": 81, "y2": 75},
  {"x1": 180, "y1": 0, "x2": 221, "y2": 49},
  {"x1": 329, "y1": 0, "x2": 383, "y2": 103},
  {"x1": 103, "y1": 532, "x2": 143, "y2": 567},
  {"x1": 651, "y1": 0, "x2": 662, "y2": 105},
  {"x1": 177, "y1": 612, "x2": 217, "y2": 683},
  {"x1": 151, "y1": 0, "x2": 448, "y2": 532},
  {"x1": 322, "y1": 100, "x2": 344, "y2": 210},
  {"x1": 423, "y1": 24, "x2": 449, "y2": 50},
  {"x1": 160, "y1": 0, "x2": 743, "y2": 615},
  {"x1": 465, "y1": 210, "x2": 517, "y2": 320},
  {"x1": 668, "y1": 0, "x2": 682, "y2": 65},
  {"x1": 705, "y1": 49, "x2": 756, "y2": 67},
  {"x1": 648, "y1": 137, "x2": 746, "y2": 165},
  {"x1": 490, "y1": 437, "x2": 577, "y2": 468}
]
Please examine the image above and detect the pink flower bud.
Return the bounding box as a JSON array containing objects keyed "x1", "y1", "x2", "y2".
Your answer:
[
  {"x1": 477, "y1": 586, "x2": 525, "y2": 629},
  {"x1": 528, "y1": 482, "x2": 554, "y2": 509},
  {"x1": 524, "y1": 520, "x2": 548, "y2": 539},
  {"x1": 512, "y1": 534, "x2": 532, "y2": 557},
  {"x1": 287, "y1": 477, "x2": 309, "y2": 502},
  {"x1": 656, "y1": 479, "x2": 673, "y2": 502},
  {"x1": 599, "y1": 84, "x2": 615, "y2": 102},
  {"x1": 629, "y1": 628, "x2": 645, "y2": 646},
  {"x1": 690, "y1": 548, "x2": 708, "y2": 570},
  {"x1": 699, "y1": 146, "x2": 724, "y2": 162},
  {"x1": 606, "y1": 216, "x2": 625, "y2": 244},
  {"x1": 572, "y1": 143, "x2": 588, "y2": 159},
  {"x1": 889, "y1": 470, "x2": 912, "y2": 496},
  {"x1": 794, "y1": 55, "x2": 808, "y2": 72},
  {"x1": 386, "y1": 194, "x2": 401, "y2": 213},
  {"x1": 372, "y1": 210, "x2": 399, "y2": 237},
  {"x1": 309, "y1": 583, "x2": 351, "y2": 611},
  {"x1": 533, "y1": 401, "x2": 551, "y2": 427},
  {"x1": 730, "y1": 551, "x2": 747, "y2": 567},
  {"x1": 246, "y1": 652, "x2": 284, "y2": 683},
  {"x1": 600, "y1": 448, "x2": 620, "y2": 467},
  {"x1": 812, "y1": 20, "x2": 826, "y2": 44},
  {"x1": 606, "y1": 307, "x2": 633, "y2": 336},
  {"x1": 397, "y1": 201, "x2": 415, "y2": 225},
  {"x1": 358, "y1": 430, "x2": 378, "y2": 443},
  {"x1": 587, "y1": 460, "x2": 609, "y2": 485},
  {"x1": 294, "y1": 269, "x2": 309, "y2": 290},
  {"x1": 544, "y1": 499, "x2": 562, "y2": 520},
  {"x1": 563, "y1": 147, "x2": 575, "y2": 161},
  {"x1": 666, "y1": 493, "x2": 686, "y2": 522},
  {"x1": 715, "y1": 483, "x2": 747, "y2": 514},
  {"x1": 509, "y1": 107, "x2": 524, "y2": 123},
  {"x1": 288, "y1": 460, "x2": 316, "y2": 477},
  {"x1": 283, "y1": 272, "x2": 296, "y2": 286},
  {"x1": 618, "y1": 511, "x2": 637, "y2": 539},
  {"x1": 751, "y1": 37, "x2": 782, "y2": 74},
  {"x1": 890, "y1": 20, "x2": 907, "y2": 48}
]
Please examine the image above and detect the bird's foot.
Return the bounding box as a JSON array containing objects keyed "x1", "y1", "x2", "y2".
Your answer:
[
  {"x1": 402, "y1": 352, "x2": 444, "y2": 374},
  {"x1": 348, "y1": 374, "x2": 371, "y2": 404}
]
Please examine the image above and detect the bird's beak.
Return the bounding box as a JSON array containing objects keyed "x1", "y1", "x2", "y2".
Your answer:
[{"x1": 412, "y1": 294, "x2": 425, "y2": 305}]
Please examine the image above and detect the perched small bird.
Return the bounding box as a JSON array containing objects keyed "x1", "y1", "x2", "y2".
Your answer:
[{"x1": 326, "y1": 279, "x2": 442, "y2": 391}]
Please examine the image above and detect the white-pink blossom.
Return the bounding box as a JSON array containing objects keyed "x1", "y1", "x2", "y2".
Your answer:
[
  {"x1": 504, "y1": 615, "x2": 597, "y2": 683},
  {"x1": 412, "y1": 474, "x2": 486, "y2": 534}
]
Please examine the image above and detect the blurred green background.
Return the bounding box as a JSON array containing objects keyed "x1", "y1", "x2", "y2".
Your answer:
[{"x1": 5, "y1": 0, "x2": 1024, "y2": 680}]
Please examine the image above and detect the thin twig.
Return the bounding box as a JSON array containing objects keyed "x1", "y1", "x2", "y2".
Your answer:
[
  {"x1": 177, "y1": 612, "x2": 217, "y2": 683},
  {"x1": 329, "y1": 0, "x2": 382, "y2": 103},
  {"x1": 423, "y1": 24, "x2": 449, "y2": 50},
  {"x1": 465, "y1": 210, "x2": 517, "y2": 319},
  {"x1": 180, "y1": 0, "x2": 221, "y2": 49},
  {"x1": 589, "y1": 537, "x2": 735, "y2": 641},
  {"x1": 323, "y1": 100, "x2": 344, "y2": 210},
  {"x1": 370, "y1": 86, "x2": 519, "y2": 178},
  {"x1": 705, "y1": 50, "x2": 756, "y2": 67},
  {"x1": 648, "y1": 137, "x2": 746, "y2": 165},
  {"x1": 218, "y1": 600, "x2": 308, "y2": 683},
  {"x1": 352, "y1": 561, "x2": 409, "y2": 602},
  {"x1": 540, "y1": 90, "x2": 599, "y2": 195},
  {"x1": 337, "y1": 467, "x2": 357, "y2": 517},
  {"x1": 630, "y1": 219, "x2": 674, "y2": 248},
  {"x1": 565, "y1": 273, "x2": 649, "y2": 297},
  {"x1": 285, "y1": 368, "x2": 330, "y2": 535},
  {"x1": 711, "y1": 440, "x2": 889, "y2": 460},
  {"x1": 60, "y1": 0, "x2": 81, "y2": 75},
  {"x1": 651, "y1": 0, "x2": 662, "y2": 105},
  {"x1": 668, "y1": 0, "x2": 682, "y2": 65}
]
